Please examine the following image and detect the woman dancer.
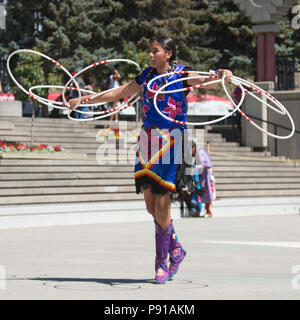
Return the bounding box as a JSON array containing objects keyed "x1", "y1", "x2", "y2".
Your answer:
[{"x1": 69, "y1": 36, "x2": 233, "y2": 283}]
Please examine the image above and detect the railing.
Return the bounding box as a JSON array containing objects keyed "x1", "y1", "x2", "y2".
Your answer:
[
  {"x1": 244, "y1": 113, "x2": 299, "y2": 156},
  {"x1": 275, "y1": 55, "x2": 296, "y2": 91}
]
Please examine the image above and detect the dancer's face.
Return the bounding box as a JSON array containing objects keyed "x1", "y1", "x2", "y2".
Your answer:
[{"x1": 148, "y1": 40, "x2": 172, "y2": 73}]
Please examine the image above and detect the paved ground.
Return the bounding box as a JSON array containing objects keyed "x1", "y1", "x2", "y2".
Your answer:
[{"x1": 0, "y1": 214, "x2": 299, "y2": 300}]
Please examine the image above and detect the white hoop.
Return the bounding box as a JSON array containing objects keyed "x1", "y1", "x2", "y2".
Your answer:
[
  {"x1": 7, "y1": 50, "x2": 142, "y2": 119},
  {"x1": 7, "y1": 50, "x2": 295, "y2": 138},
  {"x1": 62, "y1": 58, "x2": 141, "y2": 113},
  {"x1": 234, "y1": 76, "x2": 286, "y2": 115},
  {"x1": 6, "y1": 49, "x2": 81, "y2": 110},
  {"x1": 28, "y1": 85, "x2": 99, "y2": 110},
  {"x1": 147, "y1": 70, "x2": 217, "y2": 95},
  {"x1": 28, "y1": 84, "x2": 111, "y2": 111},
  {"x1": 67, "y1": 92, "x2": 140, "y2": 121},
  {"x1": 230, "y1": 79, "x2": 295, "y2": 140},
  {"x1": 149, "y1": 71, "x2": 245, "y2": 126},
  {"x1": 148, "y1": 70, "x2": 295, "y2": 139}
]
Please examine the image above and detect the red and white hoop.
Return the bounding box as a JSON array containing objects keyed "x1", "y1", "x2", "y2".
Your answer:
[
  {"x1": 6, "y1": 49, "x2": 81, "y2": 109},
  {"x1": 61, "y1": 58, "x2": 141, "y2": 116}
]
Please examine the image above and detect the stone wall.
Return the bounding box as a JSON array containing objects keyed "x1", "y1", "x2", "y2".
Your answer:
[
  {"x1": 0, "y1": 101, "x2": 22, "y2": 117},
  {"x1": 269, "y1": 90, "x2": 300, "y2": 159},
  {"x1": 241, "y1": 83, "x2": 300, "y2": 159}
]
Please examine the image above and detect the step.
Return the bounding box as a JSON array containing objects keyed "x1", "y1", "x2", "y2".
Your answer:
[
  {"x1": 210, "y1": 160, "x2": 297, "y2": 167},
  {"x1": 0, "y1": 165, "x2": 133, "y2": 173},
  {"x1": 83, "y1": 151, "x2": 274, "y2": 159},
  {"x1": 204, "y1": 137, "x2": 224, "y2": 143},
  {"x1": 5, "y1": 137, "x2": 110, "y2": 144},
  {"x1": 10, "y1": 120, "x2": 140, "y2": 129},
  {"x1": 0, "y1": 155, "x2": 135, "y2": 164},
  {"x1": 217, "y1": 189, "x2": 300, "y2": 197},
  {"x1": 210, "y1": 153, "x2": 275, "y2": 160},
  {"x1": 0, "y1": 135, "x2": 251, "y2": 148},
  {"x1": 206, "y1": 142, "x2": 239, "y2": 147},
  {"x1": 216, "y1": 177, "x2": 300, "y2": 184},
  {"x1": 208, "y1": 125, "x2": 235, "y2": 131},
  {"x1": 0, "y1": 185, "x2": 136, "y2": 196},
  {"x1": 13, "y1": 126, "x2": 100, "y2": 133},
  {"x1": 0, "y1": 121, "x2": 15, "y2": 130},
  {"x1": 0, "y1": 192, "x2": 142, "y2": 205},
  {"x1": 67, "y1": 146, "x2": 254, "y2": 155},
  {"x1": 0, "y1": 130, "x2": 98, "y2": 138},
  {"x1": 2, "y1": 183, "x2": 298, "y2": 196},
  {"x1": 0, "y1": 178, "x2": 134, "y2": 188},
  {"x1": 2, "y1": 116, "x2": 131, "y2": 123},
  {"x1": 204, "y1": 133, "x2": 224, "y2": 138},
  {"x1": 0, "y1": 172, "x2": 134, "y2": 180},
  {"x1": 31, "y1": 136, "x2": 136, "y2": 143},
  {"x1": 213, "y1": 166, "x2": 300, "y2": 172},
  {"x1": 209, "y1": 151, "x2": 275, "y2": 158},
  {"x1": 0, "y1": 159, "x2": 105, "y2": 166},
  {"x1": 6, "y1": 127, "x2": 135, "y2": 136},
  {"x1": 209, "y1": 146, "x2": 252, "y2": 152},
  {"x1": 0, "y1": 152, "x2": 87, "y2": 159},
  {"x1": 0, "y1": 158, "x2": 296, "y2": 168},
  {"x1": 216, "y1": 183, "x2": 300, "y2": 190},
  {"x1": 214, "y1": 171, "x2": 300, "y2": 177}
]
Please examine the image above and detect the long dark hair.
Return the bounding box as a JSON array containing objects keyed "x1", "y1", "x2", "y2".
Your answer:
[{"x1": 152, "y1": 36, "x2": 177, "y2": 64}]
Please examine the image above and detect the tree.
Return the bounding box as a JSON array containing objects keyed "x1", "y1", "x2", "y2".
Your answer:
[
  {"x1": 1, "y1": 1, "x2": 126, "y2": 90},
  {"x1": 102, "y1": 0, "x2": 255, "y2": 78},
  {"x1": 12, "y1": 49, "x2": 46, "y2": 101},
  {"x1": 4, "y1": 0, "x2": 298, "y2": 95}
]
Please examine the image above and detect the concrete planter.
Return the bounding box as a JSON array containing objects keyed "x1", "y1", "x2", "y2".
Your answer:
[{"x1": 0, "y1": 101, "x2": 22, "y2": 117}]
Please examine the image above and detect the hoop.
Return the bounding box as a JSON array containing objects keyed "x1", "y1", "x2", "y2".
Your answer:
[
  {"x1": 233, "y1": 76, "x2": 286, "y2": 115},
  {"x1": 6, "y1": 49, "x2": 81, "y2": 109},
  {"x1": 148, "y1": 70, "x2": 295, "y2": 139},
  {"x1": 7, "y1": 50, "x2": 142, "y2": 119},
  {"x1": 228, "y1": 78, "x2": 295, "y2": 140},
  {"x1": 62, "y1": 58, "x2": 141, "y2": 113},
  {"x1": 147, "y1": 70, "x2": 218, "y2": 95},
  {"x1": 7, "y1": 49, "x2": 295, "y2": 138},
  {"x1": 65, "y1": 87, "x2": 133, "y2": 117},
  {"x1": 29, "y1": 85, "x2": 99, "y2": 110},
  {"x1": 67, "y1": 92, "x2": 140, "y2": 122},
  {"x1": 149, "y1": 71, "x2": 245, "y2": 126}
]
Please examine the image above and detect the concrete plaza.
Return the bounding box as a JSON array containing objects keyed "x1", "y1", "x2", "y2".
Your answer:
[{"x1": 0, "y1": 209, "x2": 299, "y2": 300}]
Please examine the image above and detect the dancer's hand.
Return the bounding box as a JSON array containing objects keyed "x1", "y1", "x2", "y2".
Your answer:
[
  {"x1": 68, "y1": 98, "x2": 80, "y2": 110},
  {"x1": 218, "y1": 69, "x2": 233, "y2": 82}
]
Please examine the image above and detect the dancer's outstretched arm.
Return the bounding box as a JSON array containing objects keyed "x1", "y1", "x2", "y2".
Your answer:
[
  {"x1": 69, "y1": 80, "x2": 140, "y2": 110},
  {"x1": 187, "y1": 69, "x2": 233, "y2": 88}
]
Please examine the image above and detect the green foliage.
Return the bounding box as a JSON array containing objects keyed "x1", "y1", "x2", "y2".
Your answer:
[
  {"x1": 12, "y1": 50, "x2": 46, "y2": 101},
  {"x1": 121, "y1": 41, "x2": 149, "y2": 80},
  {"x1": 276, "y1": 20, "x2": 295, "y2": 56}
]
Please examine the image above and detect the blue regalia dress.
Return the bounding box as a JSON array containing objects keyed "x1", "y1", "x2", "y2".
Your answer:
[{"x1": 134, "y1": 64, "x2": 192, "y2": 196}]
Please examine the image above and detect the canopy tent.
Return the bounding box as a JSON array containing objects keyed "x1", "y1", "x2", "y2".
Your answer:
[
  {"x1": 47, "y1": 92, "x2": 62, "y2": 101},
  {"x1": 120, "y1": 93, "x2": 234, "y2": 116},
  {"x1": 186, "y1": 93, "x2": 234, "y2": 116}
]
